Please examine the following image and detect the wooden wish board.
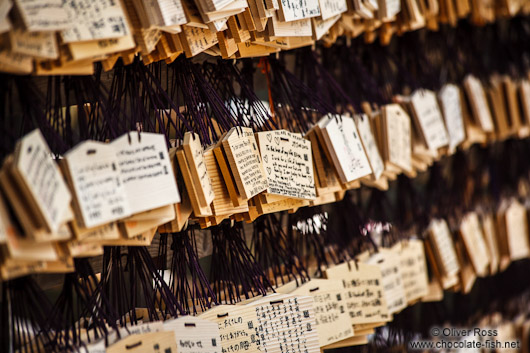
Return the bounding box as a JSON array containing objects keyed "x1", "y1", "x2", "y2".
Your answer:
[
  {"x1": 107, "y1": 331, "x2": 178, "y2": 353},
  {"x1": 501, "y1": 199, "x2": 530, "y2": 261},
  {"x1": 319, "y1": 114, "x2": 372, "y2": 184},
  {"x1": 481, "y1": 212, "x2": 500, "y2": 275},
  {"x1": 397, "y1": 239, "x2": 429, "y2": 304},
  {"x1": 318, "y1": 0, "x2": 347, "y2": 20},
  {"x1": 277, "y1": 0, "x2": 321, "y2": 22},
  {"x1": 9, "y1": 129, "x2": 72, "y2": 235},
  {"x1": 311, "y1": 15, "x2": 340, "y2": 40},
  {"x1": 455, "y1": 238, "x2": 476, "y2": 294},
  {"x1": 354, "y1": 114, "x2": 384, "y2": 180},
  {"x1": 9, "y1": 29, "x2": 59, "y2": 59},
  {"x1": 63, "y1": 140, "x2": 131, "y2": 229},
  {"x1": 438, "y1": 84, "x2": 466, "y2": 153},
  {"x1": 14, "y1": 0, "x2": 73, "y2": 32},
  {"x1": 255, "y1": 129, "x2": 316, "y2": 200},
  {"x1": 245, "y1": 294, "x2": 320, "y2": 353},
  {"x1": 365, "y1": 249, "x2": 407, "y2": 315},
  {"x1": 182, "y1": 132, "x2": 215, "y2": 209},
  {"x1": 377, "y1": 0, "x2": 401, "y2": 20},
  {"x1": 463, "y1": 74, "x2": 495, "y2": 133},
  {"x1": 427, "y1": 218, "x2": 460, "y2": 289},
  {"x1": 276, "y1": 279, "x2": 355, "y2": 347},
  {"x1": 409, "y1": 89, "x2": 450, "y2": 152},
  {"x1": 324, "y1": 261, "x2": 391, "y2": 326},
  {"x1": 200, "y1": 305, "x2": 262, "y2": 353},
  {"x1": 111, "y1": 132, "x2": 180, "y2": 215},
  {"x1": 269, "y1": 15, "x2": 313, "y2": 37},
  {"x1": 381, "y1": 104, "x2": 412, "y2": 173},
  {"x1": 163, "y1": 315, "x2": 222, "y2": 353},
  {"x1": 221, "y1": 127, "x2": 268, "y2": 201},
  {"x1": 459, "y1": 212, "x2": 490, "y2": 277},
  {"x1": 205, "y1": 145, "x2": 248, "y2": 217},
  {"x1": 304, "y1": 126, "x2": 342, "y2": 193},
  {"x1": 61, "y1": 0, "x2": 131, "y2": 43}
]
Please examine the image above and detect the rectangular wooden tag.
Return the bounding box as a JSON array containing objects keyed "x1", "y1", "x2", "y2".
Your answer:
[
  {"x1": 504, "y1": 199, "x2": 530, "y2": 261},
  {"x1": 381, "y1": 104, "x2": 413, "y2": 173},
  {"x1": 459, "y1": 212, "x2": 490, "y2": 276},
  {"x1": 14, "y1": 0, "x2": 72, "y2": 31},
  {"x1": 9, "y1": 29, "x2": 58, "y2": 59},
  {"x1": 438, "y1": 84, "x2": 466, "y2": 152},
  {"x1": 246, "y1": 294, "x2": 320, "y2": 353},
  {"x1": 398, "y1": 239, "x2": 429, "y2": 304},
  {"x1": 11, "y1": 129, "x2": 72, "y2": 234},
  {"x1": 64, "y1": 141, "x2": 131, "y2": 228},
  {"x1": 222, "y1": 127, "x2": 268, "y2": 200},
  {"x1": 255, "y1": 130, "x2": 316, "y2": 200},
  {"x1": 107, "y1": 331, "x2": 177, "y2": 353},
  {"x1": 365, "y1": 249, "x2": 407, "y2": 315},
  {"x1": 427, "y1": 218, "x2": 460, "y2": 289},
  {"x1": 354, "y1": 114, "x2": 384, "y2": 180},
  {"x1": 409, "y1": 89, "x2": 450, "y2": 152},
  {"x1": 164, "y1": 315, "x2": 221, "y2": 353},
  {"x1": 111, "y1": 132, "x2": 180, "y2": 215},
  {"x1": 324, "y1": 261, "x2": 391, "y2": 325},
  {"x1": 61, "y1": 0, "x2": 130, "y2": 43},
  {"x1": 276, "y1": 279, "x2": 355, "y2": 347},
  {"x1": 463, "y1": 75, "x2": 495, "y2": 133},
  {"x1": 277, "y1": 0, "x2": 321, "y2": 22},
  {"x1": 481, "y1": 212, "x2": 499, "y2": 275},
  {"x1": 319, "y1": 115, "x2": 373, "y2": 183},
  {"x1": 200, "y1": 305, "x2": 262, "y2": 353},
  {"x1": 183, "y1": 132, "x2": 215, "y2": 207}
]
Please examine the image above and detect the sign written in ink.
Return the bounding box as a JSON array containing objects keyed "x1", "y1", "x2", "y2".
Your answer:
[
  {"x1": 355, "y1": 114, "x2": 384, "y2": 180},
  {"x1": 164, "y1": 316, "x2": 221, "y2": 353},
  {"x1": 12, "y1": 129, "x2": 71, "y2": 233},
  {"x1": 320, "y1": 115, "x2": 372, "y2": 183},
  {"x1": 438, "y1": 84, "x2": 466, "y2": 151},
  {"x1": 247, "y1": 294, "x2": 320, "y2": 353},
  {"x1": 183, "y1": 132, "x2": 214, "y2": 207},
  {"x1": 365, "y1": 250, "x2": 407, "y2": 315},
  {"x1": 200, "y1": 305, "x2": 262, "y2": 353},
  {"x1": 64, "y1": 141, "x2": 131, "y2": 228},
  {"x1": 256, "y1": 130, "x2": 316, "y2": 200},
  {"x1": 111, "y1": 132, "x2": 180, "y2": 215},
  {"x1": 14, "y1": 0, "x2": 73, "y2": 31},
  {"x1": 382, "y1": 104, "x2": 412, "y2": 172},
  {"x1": 324, "y1": 261, "x2": 391, "y2": 325},
  {"x1": 277, "y1": 0, "x2": 321, "y2": 22},
  {"x1": 410, "y1": 89, "x2": 449, "y2": 152},
  {"x1": 61, "y1": 0, "x2": 130, "y2": 43},
  {"x1": 222, "y1": 127, "x2": 268, "y2": 200}
]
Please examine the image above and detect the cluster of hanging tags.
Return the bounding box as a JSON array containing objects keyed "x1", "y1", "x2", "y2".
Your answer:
[{"x1": 3, "y1": 18, "x2": 530, "y2": 352}]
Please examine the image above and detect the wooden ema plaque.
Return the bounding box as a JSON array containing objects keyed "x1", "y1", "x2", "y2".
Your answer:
[
  {"x1": 276, "y1": 279, "x2": 355, "y2": 347},
  {"x1": 324, "y1": 261, "x2": 391, "y2": 326},
  {"x1": 380, "y1": 104, "x2": 413, "y2": 175},
  {"x1": 216, "y1": 127, "x2": 268, "y2": 205},
  {"x1": 438, "y1": 84, "x2": 466, "y2": 153},
  {"x1": 318, "y1": 114, "x2": 372, "y2": 184},
  {"x1": 111, "y1": 132, "x2": 180, "y2": 215},
  {"x1": 426, "y1": 218, "x2": 460, "y2": 289},
  {"x1": 409, "y1": 89, "x2": 450, "y2": 153},
  {"x1": 0, "y1": 129, "x2": 72, "y2": 241},
  {"x1": 244, "y1": 293, "x2": 320, "y2": 353},
  {"x1": 365, "y1": 249, "x2": 407, "y2": 315},
  {"x1": 62, "y1": 140, "x2": 132, "y2": 229},
  {"x1": 459, "y1": 212, "x2": 490, "y2": 277},
  {"x1": 255, "y1": 129, "x2": 316, "y2": 200}
]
